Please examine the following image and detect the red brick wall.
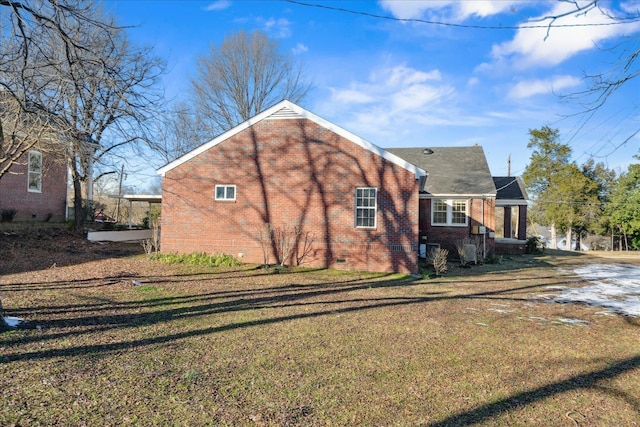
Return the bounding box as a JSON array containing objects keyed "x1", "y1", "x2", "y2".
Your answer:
[
  {"x1": 0, "y1": 151, "x2": 68, "y2": 222},
  {"x1": 419, "y1": 197, "x2": 496, "y2": 256},
  {"x1": 495, "y1": 241, "x2": 527, "y2": 254},
  {"x1": 161, "y1": 118, "x2": 420, "y2": 273},
  {"x1": 517, "y1": 205, "x2": 527, "y2": 241}
]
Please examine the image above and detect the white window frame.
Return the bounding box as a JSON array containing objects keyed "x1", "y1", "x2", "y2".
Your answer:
[
  {"x1": 431, "y1": 199, "x2": 468, "y2": 227},
  {"x1": 355, "y1": 187, "x2": 377, "y2": 229},
  {"x1": 27, "y1": 150, "x2": 43, "y2": 193},
  {"x1": 214, "y1": 184, "x2": 236, "y2": 201}
]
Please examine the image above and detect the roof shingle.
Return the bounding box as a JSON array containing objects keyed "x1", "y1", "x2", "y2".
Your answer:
[{"x1": 386, "y1": 146, "x2": 496, "y2": 196}]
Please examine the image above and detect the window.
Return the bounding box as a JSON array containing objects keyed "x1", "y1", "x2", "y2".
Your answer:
[
  {"x1": 432, "y1": 200, "x2": 448, "y2": 224},
  {"x1": 215, "y1": 185, "x2": 236, "y2": 201},
  {"x1": 355, "y1": 187, "x2": 377, "y2": 228},
  {"x1": 28, "y1": 151, "x2": 42, "y2": 193},
  {"x1": 431, "y1": 199, "x2": 468, "y2": 226}
]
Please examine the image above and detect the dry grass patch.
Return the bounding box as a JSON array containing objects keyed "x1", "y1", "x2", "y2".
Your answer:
[{"x1": 1, "y1": 234, "x2": 639, "y2": 426}]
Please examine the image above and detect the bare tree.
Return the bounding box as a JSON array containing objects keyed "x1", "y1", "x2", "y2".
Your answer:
[
  {"x1": 539, "y1": 2, "x2": 640, "y2": 152},
  {"x1": 0, "y1": 1, "x2": 109, "y2": 179},
  {"x1": 51, "y1": 15, "x2": 165, "y2": 230},
  {"x1": 0, "y1": 95, "x2": 64, "y2": 181},
  {"x1": 190, "y1": 29, "x2": 311, "y2": 138},
  {"x1": 4, "y1": 3, "x2": 165, "y2": 230},
  {"x1": 152, "y1": 102, "x2": 205, "y2": 165},
  {"x1": 0, "y1": 1, "x2": 165, "y2": 327},
  {"x1": 1, "y1": 0, "x2": 116, "y2": 330}
]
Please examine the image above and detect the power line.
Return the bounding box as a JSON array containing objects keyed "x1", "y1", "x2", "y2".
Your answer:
[{"x1": 283, "y1": 0, "x2": 640, "y2": 30}]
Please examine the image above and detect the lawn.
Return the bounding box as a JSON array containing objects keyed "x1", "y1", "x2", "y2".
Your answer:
[{"x1": 1, "y1": 228, "x2": 639, "y2": 426}]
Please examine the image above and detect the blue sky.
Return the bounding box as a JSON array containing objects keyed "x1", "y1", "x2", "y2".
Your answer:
[{"x1": 107, "y1": 0, "x2": 640, "y2": 187}]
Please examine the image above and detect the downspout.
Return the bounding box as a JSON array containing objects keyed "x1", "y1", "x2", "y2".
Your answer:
[
  {"x1": 65, "y1": 164, "x2": 71, "y2": 221},
  {"x1": 482, "y1": 198, "x2": 486, "y2": 258}
]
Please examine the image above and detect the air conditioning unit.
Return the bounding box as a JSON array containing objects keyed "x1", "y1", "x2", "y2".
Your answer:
[
  {"x1": 426, "y1": 243, "x2": 440, "y2": 259},
  {"x1": 472, "y1": 225, "x2": 486, "y2": 234}
]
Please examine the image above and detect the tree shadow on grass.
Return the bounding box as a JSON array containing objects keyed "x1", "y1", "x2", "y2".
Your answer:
[
  {"x1": 0, "y1": 265, "x2": 318, "y2": 292},
  {"x1": 1, "y1": 272, "x2": 580, "y2": 361},
  {"x1": 2, "y1": 265, "x2": 638, "y2": 424},
  {"x1": 428, "y1": 355, "x2": 640, "y2": 426}
]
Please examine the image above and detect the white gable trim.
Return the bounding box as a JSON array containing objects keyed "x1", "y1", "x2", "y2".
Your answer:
[
  {"x1": 157, "y1": 100, "x2": 427, "y2": 179},
  {"x1": 496, "y1": 199, "x2": 528, "y2": 206}
]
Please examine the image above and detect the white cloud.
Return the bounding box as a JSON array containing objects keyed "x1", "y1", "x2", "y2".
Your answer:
[
  {"x1": 388, "y1": 66, "x2": 441, "y2": 85},
  {"x1": 620, "y1": 1, "x2": 640, "y2": 14},
  {"x1": 204, "y1": 0, "x2": 231, "y2": 12},
  {"x1": 332, "y1": 88, "x2": 375, "y2": 104},
  {"x1": 391, "y1": 85, "x2": 447, "y2": 110},
  {"x1": 330, "y1": 64, "x2": 451, "y2": 110},
  {"x1": 492, "y1": 2, "x2": 640, "y2": 68},
  {"x1": 508, "y1": 75, "x2": 582, "y2": 99},
  {"x1": 292, "y1": 43, "x2": 308, "y2": 55},
  {"x1": 259, "y1": 17, "x2": 292, "y2": 38},
  {"x1": 320, "y1": 63, "x2": 463, "y2": 142},
  {"x1": 378, "y1": 0, "x2": 523, "y2": 21}
]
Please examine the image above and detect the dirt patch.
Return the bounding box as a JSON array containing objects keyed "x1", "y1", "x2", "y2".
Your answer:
[{"x1": 0, "y1": 225, "x2": 144, "y2": 275}]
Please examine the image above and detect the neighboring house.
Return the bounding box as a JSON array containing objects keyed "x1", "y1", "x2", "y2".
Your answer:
[
  {"x1": 0, "y1": 149, "x2": 68, "y2": 222},
  {"x1": 158, "y1": 100, "x2": 427, "y2": 274},
  {"x1": 387, "y1": 146, "x2": 498, "y2": 257}
]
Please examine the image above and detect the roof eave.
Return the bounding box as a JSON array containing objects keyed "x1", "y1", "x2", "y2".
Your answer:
[
  {"x1": 419, "y1": 193, "x2": 497, "y2": 199},
  {"x1": 157, "y1": 100, "x2": 427, "y2": 179}
]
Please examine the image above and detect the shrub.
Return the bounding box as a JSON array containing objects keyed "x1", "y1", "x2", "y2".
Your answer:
[
  {"x1": 255, "y1": 223, "x2": 315, "y2": 267},
  {"x1": 484, "y1": 254, "x2": 503, "y2": 264},
  {"x1": 430, "y1": 248, "x2": 449, "y2": 276},
  {"x1": 150, "y1": 252, "x2": 242, "y2": 267},
  {"x1": 1, "y1": 209, "x2": 17, "y2": 223},
  {"x1": 141, "y1": 218, "x2": 160, "y2": 255},
  {"x1": 526, "y1": 236, "x2": 543, "y2": 254}
]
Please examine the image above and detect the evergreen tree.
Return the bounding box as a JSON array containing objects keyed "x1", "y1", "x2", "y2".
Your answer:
[
  {"x1": 606, "y1": 158, "x2": 640, "y2": 249},
  {"x1": 523, "y1": 126, "x2": 571, "y2": 249},
  {"x1": 523, "y1": 127, "x2": 610, "y2": 250}
]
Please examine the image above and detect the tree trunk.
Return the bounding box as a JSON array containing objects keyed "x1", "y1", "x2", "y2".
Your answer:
[
  {"x1": 565, "y1": 228, "x2": 573, "y2": 251},
  {"x1": 550, "y1": 223, "x2": 557, "y2": 249},
  {"x1": 611, "y1": 229, "x2": 614, "y2": 251},
  {"x1": 73, "y1": 175, "x2": 85, "y2": 233}
]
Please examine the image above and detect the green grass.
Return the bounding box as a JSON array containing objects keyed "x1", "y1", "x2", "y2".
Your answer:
[
  {"x1": 1, "y1": 252, "x2": 639, "y2": 426},
  {"x1": 149, "y1": 251, "x2": 242, "y2": 267}
]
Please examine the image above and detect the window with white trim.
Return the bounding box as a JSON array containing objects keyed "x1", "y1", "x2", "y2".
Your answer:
[
  {"x1": 355, "y1": 187, "x2": 377, "y2": 228},
  {"x1": 215, "y1": 185, "x2": 236, "y2": 201},
  {"x1": 431, "y1": 199, "x2": 468, "y2": 226},
  {"x1": 27, "y1": 150, "x2": 43, "y2": 193}
]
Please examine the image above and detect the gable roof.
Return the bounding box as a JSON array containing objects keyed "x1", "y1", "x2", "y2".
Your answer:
[
  {"x1": 493, "y1": 176, "x2": 529, "y2": 205},
  {"x1": 157, "y1": 100, "x2": 427, "y2": 179},
  {"x1": 386, "y1": 146, "x2": 496, "y2": 197}
]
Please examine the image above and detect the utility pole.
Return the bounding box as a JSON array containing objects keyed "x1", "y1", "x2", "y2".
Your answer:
[{"x1": 507, "y1": 154, "x2": 511, "y2": 177}]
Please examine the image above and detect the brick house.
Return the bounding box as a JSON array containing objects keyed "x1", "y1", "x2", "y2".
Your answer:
[
  {"x1": 0, "y1": 149, "x2": 68, "y2": 222},
  {"x1": 158, "y1": 100, "x2": 427, "y2": 274},
  {"x1": 387, "y1": 146, "x2": 498, "y2": 257}
]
